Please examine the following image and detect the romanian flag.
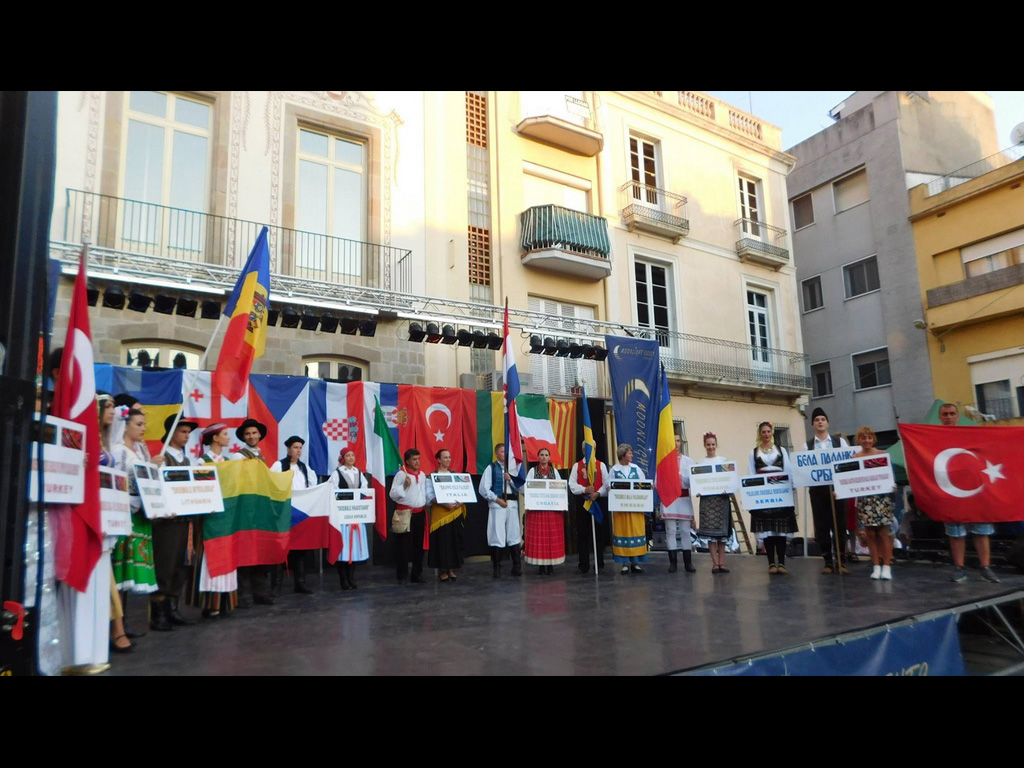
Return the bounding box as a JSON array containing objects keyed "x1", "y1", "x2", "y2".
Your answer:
[
  {"x1": 203, "y1": 460, "x2": 292, "y2": 578},
  {"x1": 549, "y1": 398, "x2": 577, "y2": 470},
  {"x1": 213, "y1": 227, "x2": 271, "y2": 404},
  {"x1": 654, "y1": 364, "x2": 682, "y2": 507}
]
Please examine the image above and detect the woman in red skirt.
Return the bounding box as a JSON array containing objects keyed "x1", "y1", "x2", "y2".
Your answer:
[{"x1": 524, "y1": 448, "x2": 564, "y2": 575}]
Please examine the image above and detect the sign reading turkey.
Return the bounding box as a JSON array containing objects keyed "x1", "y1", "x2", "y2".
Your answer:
[{"x1": 899, "y1": 423, "x2": 1024, "y2": 523}]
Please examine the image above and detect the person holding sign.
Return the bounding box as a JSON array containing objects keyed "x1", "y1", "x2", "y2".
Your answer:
[
  {"x1": 425, "y1": 448, "x2": 467, "y2": 582},
  {"x1": 330, "y1": 448, "x2": 370, "y2": 590},
  {"x1": 97, "y1": 395, "x2": 132, "y2": 655},
  {"x1": 611, "y1": 443, "x2": 648, "y2": 575},
  {"x1": 694, "y1": 432, "x2": 734, "y2": 574},
  {"x1": 195, "y1": 424, "x2": 237, "y2": 618},
  {"x1": 229, "y1": 419, "x2": 274, "y2": 607},
  {"x1": 524, "y1": 447, "x2": 565, "y2": 575},
  {"x1": 852, "y1": 426, "x2": 896, "y2": 581},
  {"x1": 748, "y1": 422, "x2": 797, "y2": 576},
  {"x1": 479, "y1": 443, "x2": 523, "y2": 579},
  {"x1": 806, "y1": 408, "x2": 850, "y2": 575},
  {"x1": 390, "y1": 449, "x2": 428, "y2": 585},
  {"x1": 661, "y1": 434, "x2": 696, "y2": 574}
]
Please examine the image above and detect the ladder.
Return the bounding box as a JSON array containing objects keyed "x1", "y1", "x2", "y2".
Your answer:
[{"x1": 730, "y1": 494, "x2": 754, "y2": 554}]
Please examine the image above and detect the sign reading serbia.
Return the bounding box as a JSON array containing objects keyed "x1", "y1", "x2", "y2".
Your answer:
[
  {"x1": 739, "y1": 474, "x2": 794, "y2": 510},
  {"x1": 832, "y1": 455, "x2": 896, "y2": 500},
  {"x1": 792, "y1": 448, "x2": 859, "y2": 487}
]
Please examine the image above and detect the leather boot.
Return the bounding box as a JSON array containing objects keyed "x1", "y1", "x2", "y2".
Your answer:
[
  {"x1": 167, "y1": 597, "x2": 195, "y2": 626},
  {"x1": 492, "y1": 547, "x2": 501, "y2": 579},
  {"x1": 509, "y1": 545, "x2": 522, "y2": 577},
  {"x1": 682, "y1": 549, "x2": 696, "y2": 573},
  {"x1": 149, "y1": 599, "x2": 174, "y2": 632},
  {"x1": 270, "y1": 564, "x2": 282, "y2": 599},
  {"x1": 668, "y1": 550, "x2": 678, "y2": 573},
  {"x1": 292, "y1": 552, "x2": 313, "y2": 593},
  {"x1": 337, "y1": 562, "x2": 351, "y2": 590},
  {"x1": 345, "y1": 563, "x2": 358, "y2": 589}
]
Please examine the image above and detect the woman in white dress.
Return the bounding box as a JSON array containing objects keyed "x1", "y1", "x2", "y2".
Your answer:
[
  {"x1": 329, "y1": 448, "x2": 370, "y2": 589},
  {"x1": 195, "y1": 423, "x2": 237, "y2": 618}
]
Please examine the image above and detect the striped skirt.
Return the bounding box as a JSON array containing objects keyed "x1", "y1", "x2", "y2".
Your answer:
[
  {"x1": 612, "y1": 512, "x2": 649, "y2": 563},
  {"x1": 524, "y1": 511, "x2": 565, "y2": 565}
]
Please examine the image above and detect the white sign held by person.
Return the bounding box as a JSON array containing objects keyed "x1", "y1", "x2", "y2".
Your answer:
[
  {"x1": 430, "y1": 473, "x2": 477, "y2": 505},
  {"x1": 739, "y1": 474, "x2": 795, "y2": 510},
  {"x1": 608, "y1": 480, "x2": 654, "y2": 513},
  {"x1": 792, "y1": 448, "x2": 859, "y2": 487},
  {"x1": 99, "y1": 467, "x2": 131, "y2": 536},
  {"x1": 524, "y1": 479, "x2": 568, "y2": 511},
  {"x1": 134, "y1": 462, "x2": 171, "y2": 518},
  {"x1": 156, "y1": 465, "x2": 226, "y2": 516},
  {"x1": 688, "y1": 462, "x2": 740, "y2": 496},
  {"x1": 832, "y1": 455, "x2": 896, "y2": 500},
  {"x1": 28, "y1": 414, "x2": 85, "y2": 504},
  {"x1": 333, "y1": 488, "x2": 376, "y2": 525}
]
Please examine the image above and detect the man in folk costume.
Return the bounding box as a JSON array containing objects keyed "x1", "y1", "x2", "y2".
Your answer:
[
  {"x1": 568, "y1": 444, "x2": 610, "y2": 574},
  {"x1": 389, "y1": 448, "x2": 428, "y2": 584},
  {"x1": 661, "y1": 434, "x2": 697, "y2": 574},
  {"x1": 805, "y1": 407, "x2": 850, "y2": 575},
  {"x1": 478, "y1": 443, "x2": 523, "y2": 578},
  {"x1": 269, "y1": 435, "x2": 317, "y2": 595},
  {"x1": 149, "y1": 413, "x2": 200, "y2": 631},
  {"x1": 229, "y1": 418, "x2": 275, "y2": 606}
]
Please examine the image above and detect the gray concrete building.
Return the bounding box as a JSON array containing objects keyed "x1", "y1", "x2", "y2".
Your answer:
[{"x1": 785, "y1": 91, "x2": 999, "y2": 444}]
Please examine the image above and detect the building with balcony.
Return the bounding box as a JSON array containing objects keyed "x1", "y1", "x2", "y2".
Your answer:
[
  {"x1": 908, "y1": 145, "x2": 1024, "y2": 425},
  {"x1": 786, "y1": 91, "x2": 1000, "y2": 444}
]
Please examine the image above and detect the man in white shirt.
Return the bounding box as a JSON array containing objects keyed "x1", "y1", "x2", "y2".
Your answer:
[
  {"x1": 230, "y1": 419, "x2": 266, "y2": 461},
  {"x1": 389, "y1": 448, "x2": 428, "y2": 584},
  {"x1": 228, "y1": 418, "x2": 274, "y2": 606},
  {"x1": 568, "y1": 447, "x2": 610, "y2": 574},
  {"x1": 478, "y1": 443, "x2": 523, "y2": 578},
  {"x1": 270, "y1": 435, "x2": 318, "y2": 595},
  {"x1": 806, "y1": 407, "x2": 850, "y2": 575}
]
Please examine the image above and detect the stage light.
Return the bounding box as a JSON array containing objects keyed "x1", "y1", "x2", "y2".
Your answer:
[
  {"x1": 440, "y1": 324, "x2": 457, "y2": 345},
  {"x1": 486, "y1": 332, "x2": 503, "y2": 350},
  {"x1": 554, "y1": 339, "x2": 570, "y2": 357},
  {"x1": 319, "y1": 314, "x2": 339, "y2": 334},
  {"x1": 542, "y1": 336, "x2": 557, "y2": 356},
  {"x1": 456, "y1": 328, "x2": 473, "y2": 347},
  {"x1": 86, "y1": 283, "x2": 99, "y2": 307},
  {"x1": 471, "y1": 330, "x2": 487, "y2": 349},
  {"x1": 266, "y1": 309, "x2": 279, "y2": 326},
  {"x1": 127, "y1": 291, "x2": 153, "y2": 313},
  {"x1": 530, "y1": 334, "x2": 544, "y2": 354},
  {"x1": 340, "y1": 317, "x2": 359, "y2": 335},
  {"x1": 153, "y1": 294, "x2": 176, "y2": 315},
  {"x1": 581, "y1": 343, "x2": 595, "y2": 359},
  {"x1": 593, "y1": 344, "x2": 608, "y2": 361},
  {"x1": 102, "y1": 285, "x2": 126, "y2": 309},
  {"x1": 201, "y1": 300, "x2": 221, "y2": 319},
  {"x1": 300, "y1": 310, "x2": 320, "y2": 331},
  {"x1": 359, "y1": 318, "x2": 377, "y2": 337},
  {"x1": 408, "y1": 322, "x2": 426, "y2": 342},
  {"x1": 425, "y1": 323, "x2": 442, "y2": 343},
  {"x1": 176, "y1": 297, "x2": 198, "y2": 317},
  {"x1": 280, "y1": 308, "x2": 300, "y2": 328},
  {"x1": 568, "y1": 342, "x2": 583, "y2": 359}
]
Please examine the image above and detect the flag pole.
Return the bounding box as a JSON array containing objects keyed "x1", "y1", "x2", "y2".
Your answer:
[
  {"x1": 591, "y1": 513, "x2": 599, "y2": 578},
  {"x1": 829, "y1": 492, "x2": 844, "y2": 577}
]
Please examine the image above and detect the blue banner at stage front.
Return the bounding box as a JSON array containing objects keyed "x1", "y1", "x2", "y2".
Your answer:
[
  {"x1": 605, "y1": 335, "x2": 660, "y2": 478},
  {"x1": 688, "y1": 613, "x2": 965, "y2": 676}
]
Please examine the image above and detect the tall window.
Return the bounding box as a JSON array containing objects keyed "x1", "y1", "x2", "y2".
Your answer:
[
  {"x1": 121, "y1": 91, "x2": 211, "y2": 256},
  {"x1": 738, "y1": 174, "x2": 763, "y2": 237},
  {"x1": 746, "y1": 289, "x2": 771, "y2": 366},
  {"x1": 635, "y1": 261, "x2": 672, "y2": 350},
  {"x1": 528, "y1": 296, "x2": 598, "y2": 396},
  {"x1": 961, "y1": 227, "x2": 1024, "y2": 279},
  {"x1": 303, "y1": 356, "x2": 365, "y2": 383},
  {"x1": 792, "y1": 193, "x2": 814, "y2": 230},
  {"x1": 802, "y1": 276, "x2": 823, "y2": 312},
  {"x1": 629, "y1": 136, "x2": 659, "y2": 205},
  {"x1": 295, "y1": 127, "x2": 367, "y2": 280},
  {"x1": 811, "y1": 361, "x2": 833, "y2": 398},
  {"x1": 844, "y1": 256, "x2": 880, "y2": 298},
  {"x1": 852, "y1": 348, "x2": 891, "y2": 390}
]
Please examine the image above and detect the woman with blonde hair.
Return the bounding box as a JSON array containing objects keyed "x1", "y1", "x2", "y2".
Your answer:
[
  {"x1": 694, "y1": 432, "x2": 734, "y2": 574},
  {"x1": 748, "y1": 421, "x2": 797, "y2": 575},
  {"x1": 852, "y1": 426, "x2": 896, "y2": 580}
]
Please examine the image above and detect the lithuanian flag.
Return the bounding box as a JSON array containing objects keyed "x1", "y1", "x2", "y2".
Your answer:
[
  {"x1": 203, "y1": 460, "x2": 292, "y2": 578},
  {"x1": 213, "y1": 227, "x2": 271, "y2": 404}
]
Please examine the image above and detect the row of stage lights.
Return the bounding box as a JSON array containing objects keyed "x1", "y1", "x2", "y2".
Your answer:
[
  {"x1": 87, "y1": 284, "x2": 376, "y2": 336},
  {"x1": 404, "y1": 322, "x2": 607, "y2": 360}
]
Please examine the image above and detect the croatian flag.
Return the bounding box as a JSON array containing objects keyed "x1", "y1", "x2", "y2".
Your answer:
[
  {"x1": 307, "y1": 380, "x2": 366, "y2": 477},
  {"x1": 502, "y1": 300, "x2": 525, "y2": 486}
]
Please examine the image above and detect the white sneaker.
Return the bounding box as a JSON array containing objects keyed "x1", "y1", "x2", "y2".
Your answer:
[
  {"x1": 870, "y1": 565, "x2": 881, "y2": 580},
  {"x1": 880, "y1": 565, "x2": 892, "y2": 580}
]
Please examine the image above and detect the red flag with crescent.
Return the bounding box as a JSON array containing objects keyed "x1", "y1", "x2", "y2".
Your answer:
[
  {"x1": 410, "y1": 387, "x2": 465, "y2": 474},
  {"x1": 899, "y1": 423, "x2": 1024, "y2": 522}
]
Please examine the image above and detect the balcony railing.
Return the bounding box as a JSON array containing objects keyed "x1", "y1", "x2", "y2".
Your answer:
[
  {"x1": 61, "y1": 189, "x2": 412, "y2": 293},
  {"x1": 619, "y1": 181, "x2": 689, "y2": 241},
  {"x1": 520, "y1": 204, "x2": 611, "y2": 259},
  {"x1": 971, "y1": 398, "x2": 1021, "y2": 422},
  {"x1": 925, "y1": 144, "x2": 1024, "y2": 197},
  {"x1": 661, "y1": 333, "x2": 810, "y2": 392},
  {"x1": 734, "y1": 218, "x2": 789, "y2": 267}
]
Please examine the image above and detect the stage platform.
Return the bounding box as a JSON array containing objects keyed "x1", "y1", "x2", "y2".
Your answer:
[{"x1": 107, "y1": 553, "x2": 1023, "y2": 676}]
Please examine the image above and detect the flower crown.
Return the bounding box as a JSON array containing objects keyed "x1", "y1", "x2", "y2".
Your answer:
[
  {"x1": 702, "y1": 431, "x2": 717, "y2": 440},
  {"x1": 115, "y1": 405, "x2": 131, "y2": 421}
]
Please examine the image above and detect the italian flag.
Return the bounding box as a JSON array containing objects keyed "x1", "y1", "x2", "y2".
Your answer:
[
  {"x1": 203, "y1": 460, "x2": 293, "y2": 578},
  {"x1": 516, "y1": 394, "x2": 564, "y2": 464}
]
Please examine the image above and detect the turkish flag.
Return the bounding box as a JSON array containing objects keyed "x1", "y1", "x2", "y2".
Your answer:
[
  {"x1": 410, "y1": 387, "x2": 464, "y2": 474},
  {"x1": 52, "y1": 249, "x2": 103, "y2": 592},
  {"x1": 899, "y1": 423, "x2": 1024, "y2": 523}
]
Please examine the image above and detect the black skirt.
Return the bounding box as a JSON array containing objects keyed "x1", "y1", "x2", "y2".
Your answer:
[{"x1": 427, "y1": 520, "x2": 464, "y2": 570}]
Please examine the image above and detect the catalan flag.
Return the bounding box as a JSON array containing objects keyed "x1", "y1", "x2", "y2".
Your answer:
[
  {"x1": 549, "y1": 398, "x2": 577, "y2": 470},
  {"x1": 213, "y1": 227, "x2": 271, "y2": 404},
  {"x1": 655, "y1": 363, "x2": 682, "y2": 507}
]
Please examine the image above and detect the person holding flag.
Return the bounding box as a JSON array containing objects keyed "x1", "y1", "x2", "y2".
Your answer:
[
  {"x1": 661, "y1": 434, "x2": 696, "y2": 573},
  {"x1": 479, "y1": 443, "x2": 523, "y2": 578},
  {"x1": 568, "y1": 392, "x2": 609, "y2": 575},
  {"x1": 654, "y1": 364, "x2": 691, "y2": 574},
  {"x1": 270, "y1": 435, "x2": 317, "y2": 595}
]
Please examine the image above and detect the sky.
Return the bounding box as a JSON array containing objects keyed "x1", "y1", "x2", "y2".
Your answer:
[{"x1": 704, "y1": 91, "x2": 1024, "y2": 152}]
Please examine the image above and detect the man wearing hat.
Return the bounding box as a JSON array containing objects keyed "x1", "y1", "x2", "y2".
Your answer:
[
  {"x1": 150, "y1": 413, "x2": 200, "y2": 630},
  {"x1": 805, "y1": 407, "x2": 850, "y2": 574},
  {"x1": 228, "y1": 418, "x2": 275, "y2": 606},
  {"x1": 270, "y1": 435, "x2": 317, "y2": 595}
]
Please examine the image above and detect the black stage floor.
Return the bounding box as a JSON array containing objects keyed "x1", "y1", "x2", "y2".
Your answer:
[{"x1": 107, "y1": 554, "x2": 1024, "y2": 676}]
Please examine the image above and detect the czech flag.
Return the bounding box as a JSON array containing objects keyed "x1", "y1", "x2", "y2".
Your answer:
[
  {"x1": 655, "y1": 364, "x2": 682, "y2": 507},
  {"x1": 213, "y1": 227, "x2": 270, "y2": 404}
]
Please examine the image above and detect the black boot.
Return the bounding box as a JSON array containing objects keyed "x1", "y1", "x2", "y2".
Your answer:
[
  {"x1": 149, "y1": 599, "x2": 174, "y2": 632},
  {"x1": 292, "y1": 552, "x2": 313, "y2": 593},
  {"x1": 167, "y1": 597, "x2": 195, "y2": 626},
  {"x1": 492, "y1": 547, "x2": 501, "y2": 579},
  {"x1": 668, "y1": 550, "x2": 678, "y2": 573},
  {"x1": 509, "y1": 545, "x2": 522, "y2": 577},
  {"x1": 337, "y1": 562, "x2": 351, "y2": 590},
  {"x1": 345, "y1": 563, "x2": 358, "y2": 589},
  {"x1": 270, "y1": 564, "x2": 283, "y2": 599},
  {"x1": 682, "y1": 549, "x2": 696, "y2": 573}
]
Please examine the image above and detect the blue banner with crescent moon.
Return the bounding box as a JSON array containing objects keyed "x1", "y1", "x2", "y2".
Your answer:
[{"x1": 605, "y1": 335, "x2": 660, "y2": 478}]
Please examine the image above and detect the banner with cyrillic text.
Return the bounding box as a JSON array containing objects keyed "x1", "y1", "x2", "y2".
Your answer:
[{"x1": 792, "y1": 448, "x2": 859, "y2": 487}]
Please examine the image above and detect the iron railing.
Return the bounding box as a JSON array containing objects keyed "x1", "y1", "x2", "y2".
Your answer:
[
  {"x1": 925, "y1": 144, "x2": 1024, "y2": 197},
  {"x1": 62, "y1": 189, "x2": 412, "y2": 293},
  {"x1": 662, "y1": 333, "x2": 809, "y2": 391},
  {"x1": 619, "y1": 181, "x2": 689, "y2": 233},
  {"x1": 520, "y1": 204, "x2": 611, "y2": 259},
  {"x1": 734, "y1": 218, "x2": 789, "y2": 261},
  {"x1": 971, "y1": 398, "x2": 1020, "y2": 422}
]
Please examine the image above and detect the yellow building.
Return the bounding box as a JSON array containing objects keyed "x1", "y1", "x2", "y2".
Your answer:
[{"x1": 909, "y1": 146, "x2": 1024, "y2": 424}]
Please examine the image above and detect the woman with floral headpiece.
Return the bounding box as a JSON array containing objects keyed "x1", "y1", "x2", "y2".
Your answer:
[
  {"x1": 748, "y1": 421, "x2": 797, "y2": 575},
  {"x1": 694, "y1": 432, "x2": 734, "y2": 573}
]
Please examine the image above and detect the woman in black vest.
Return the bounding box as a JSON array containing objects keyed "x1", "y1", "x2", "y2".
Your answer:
[
  {"x1": 329, "y1": 448, "x2": 369, "y2": 589},
  {"x1": 748, "y1": 422, "x2": 798, "y2": 575}
]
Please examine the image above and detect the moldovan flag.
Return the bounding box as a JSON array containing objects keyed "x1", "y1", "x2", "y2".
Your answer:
[
  {"x1": 213, "y1": 226, "x2": 271, "y2": 403},
  {"x1": 203, "y1": 460, "x2": 292, "y2": 577},
  {"x1": 52, "y1": 247, "x2": 103, "y2": 592},
  {"x1": 549, "y1": 398, "x2": 577, "y2": 470},
  {"x1": 249, "y1": 374, "x2": 310, "y2": 466},
  {"x1": 899, "y1": 423, "x2": 1024, "y2": 523},
  {"x1": 655, "y1": 364, "x2": 682, "y2": 507},
  {"x1": 516, "y1": 393, "x2": 563, "y2": 464}
]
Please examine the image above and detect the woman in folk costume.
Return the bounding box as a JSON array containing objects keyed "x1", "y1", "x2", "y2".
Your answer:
[
  {"x1": 97, "y1": 395, "x2": 133, "y2": 655},
  {"x1": 748, "y1": 421, "x2": 798, "y2": 576},
  {"x1": 694, "y1": 432, "x2": 734, "y2": 574},
  {"x1": 611, "y1": 443, "x2": 648, "y2": 574},
  {"x1": 329, "y1": 448, "x2": 370, "y2": 590},
  {"x1": 424, "y1": 448, "x2": 467, "y2": 582},
  {"x1": 194, "y1": 423, "x2": 238, "y2": 618},
  {"x1": 524, "y1": 447, "x2": 564, "y2": 575},
  {"x1": 851, "y1": 426, "x2": 897, "y2": 581},
  {"x1": 661, "y1": 433, "x2": 697, "y2": 574}
]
